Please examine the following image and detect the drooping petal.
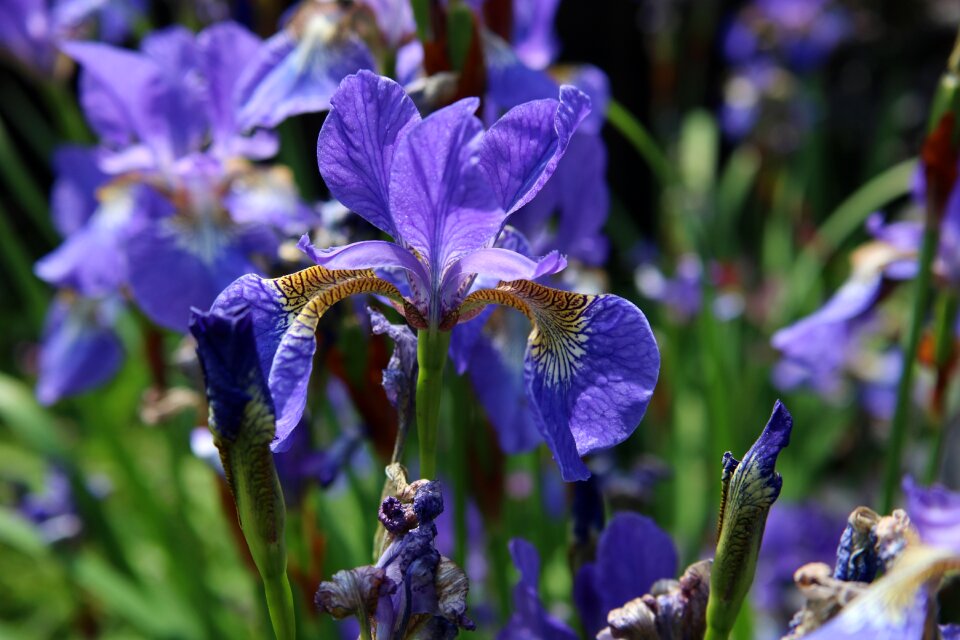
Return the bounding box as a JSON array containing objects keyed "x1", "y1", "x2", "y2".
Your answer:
[
  {"x1": 498, "y1": 538, "x2": 578, "y2": 640},
  {"x1": 903, "y1": 477, "x2": 960, "y2": 555},
  {"x1": 211, "y1": 266, "x2": 407, "y2": 447},
  {"x1": 460, "y1": 281, "x2": 660, "y2": 481},
  {"x1": 316, "y1": 70, "x2": 421, "y2": 238},
  {"x1": 389, "y1": 97, "x2": 503, "y2": 279},
  {"x1": 36, "y1": 296, "x2": 124, "y2": 405},
  {"x1": 36, "y1": 183, "x2": 159, "y2": 296},
  {"x1": 574, "y1": 512, "x2": 678, "y2": 635},
  {"x1": 126, "y1": 217, "x2": 266, "y2": 332},
  {"x1": 478, "y1": 85, "x2": 590, "y2": 216},
  {"x1": 235, "y1": 14, "x2": 375, "y2": 130}
]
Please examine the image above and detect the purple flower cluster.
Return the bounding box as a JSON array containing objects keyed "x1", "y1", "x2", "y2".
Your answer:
[{"x1": 34, "y1": 20, "x2": 326, "y2": 403}]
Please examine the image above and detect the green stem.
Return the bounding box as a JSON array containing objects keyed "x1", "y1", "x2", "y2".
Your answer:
[
  {"x1": 0, "y1": 118, "x2": 55, "y2": 245},
  {"x1": 606, "y1": 100, "x2": 674, "y2": 187},
  {"x1": 416, "y1": 328, "x2": 450, "y2": 479},
  {"x1": 925, "y1": 292, "x2": 960, "y2": 483},
  {"x1": 881, "y1": 222, "x2": 940, "y2": 513},
  {"x1": 263, "y1": 573, "x2": 296, "y2": 640},
  {"x1": 704, "y1": 627, "x2": 729, "y2": 640},
  {"x1": 358, "y1": 614, "x2": 373, "y2": 640}
]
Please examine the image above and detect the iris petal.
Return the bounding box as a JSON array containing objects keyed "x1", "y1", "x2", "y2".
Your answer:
[
  {"x1": 211, "y1": 266, "x2": 407, "y2": 448},
  {"x1": 460, "y1": 280, "x2": 659, "y2": 481},
  {"x1": 316, "y1": 70, "x2": 421, "y2": 239}
]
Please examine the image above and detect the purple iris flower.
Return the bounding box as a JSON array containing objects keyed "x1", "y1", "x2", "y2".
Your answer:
[
  {"x1": 903, "y1": 477, "x2": 960, "y2": 555},
  {"x1": 35, "y1": 21, "x2": 319, "y2": 345},
  {"x1": 234, "y1": 1, "x2": 375, "y2": 130},
  {"x1": 0, "y1": 0, "x2": 144, "y2": 75},
  {"x1": 499, "y1": 538, "x2": 578, "y2": 640},
  {"x1": 210, "y1": 71, "x2": 659, "y2": 481},
  {"x1": 573, "y1": 512, "x2": 678, "y2": 636}
]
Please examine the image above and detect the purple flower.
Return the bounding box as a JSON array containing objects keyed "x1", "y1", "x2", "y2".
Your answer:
[
  {"x1": 499, "y1": 538, "x2": 578, "y2": 640},
  {"x1": 573, "y1": 512, "x2": 678, "y2": 636},
  {"x1": 903, "y1": 477, "x2": 960, "y2": 555},
  {"x1": 39, "y1": 21, "x2": 319, "y2": 338},
  {"x1": 234, "y1": 2, "x2": 375, "y2": 130},
  {"x1": 0, "y1": 0, "x2": 144, "y2": 75},
  {"x1": 210, "y1": 71, "x2": 660, "y2": 480},
  {"x1": 318, "y1": 480, "x2": 474, "y2": 637}
]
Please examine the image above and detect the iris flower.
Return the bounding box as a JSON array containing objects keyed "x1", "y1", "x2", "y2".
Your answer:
[{"x1": 211, "y1": 70, "x2": 659, "y2": 481}]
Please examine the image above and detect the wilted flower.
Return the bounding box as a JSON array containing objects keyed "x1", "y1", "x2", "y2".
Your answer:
[
  {"x1": 316, "y1": 477, "x2": 474, "y2": 638},
  {"x1": 211, "y1": 70, "x2": 660, "y2": 481}
]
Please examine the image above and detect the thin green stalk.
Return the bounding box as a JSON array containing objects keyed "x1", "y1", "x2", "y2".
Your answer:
[
  {"x1": 925, "y1": 292, "x2": 960, "y2": 483},
  {"x1": 0, "y1": 118, "x2": 56, "y2": 245},
  {"x1": 880, "y1": 222, "x2": 940, "y2": 513},
  {"x1": 40, "y1": 80, "x2": 91, "y2": 143},
  {"x1": 263, "y1": 573, "x2": 296, "y2": 640},
  {"x1": 0, "y1": 207, "x2": 47, "y2": 326},
  {"x1": 450, "y1": 375, "x2": 469, "y2": 570},
  {"x1": 416, "y1": 328, "x2": 450, "y2": 479},
  {"x1": 606, "y1": 100, "x2": 674, "y2": 186}
]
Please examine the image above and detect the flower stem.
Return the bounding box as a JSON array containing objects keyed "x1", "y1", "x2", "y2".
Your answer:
[
  {"x1": 416, "y1": 327, "x2": 451, "y2": 479},
  {"x1": 925, "y1": 292, "x2": 960, "y2": 483},
  {"x1": 880, "y1": 221, "x2": 940, "y2": 513},
  {"x1": 263, "y1": 573, "x2": 296, "y2": 640}
]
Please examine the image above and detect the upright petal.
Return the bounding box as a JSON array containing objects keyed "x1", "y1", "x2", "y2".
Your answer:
[
  {"x1": 460, "y1": 281, "x2": 660, "y2": 481},
  {"x1": 196, "y1": 21, "x2": 266, "y2": 155},
  {"x1": 512, "y1": 0, "x2": 560, "y2": 69},
  {"x1": 64, "y1": 41, "x2": 168, "y2": 154},
  {"x1": 478, "y1": 85, "x2": 591, "y2": 216},
  {"x1": 512, "y1": 132, "x2": 609, "y2": 263},
  {"x1": 235, "y1": 13, "x2": 375, "y2": 130},
  {"x1": 317, "y1": 71, "x2": 421, "y2": 238},
  {"x1": 211, "y1": 266, "x2": 406, "y2": 446},
  {"x1": 389, "y1": 98, "x2": 503, "y2": 279}
]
